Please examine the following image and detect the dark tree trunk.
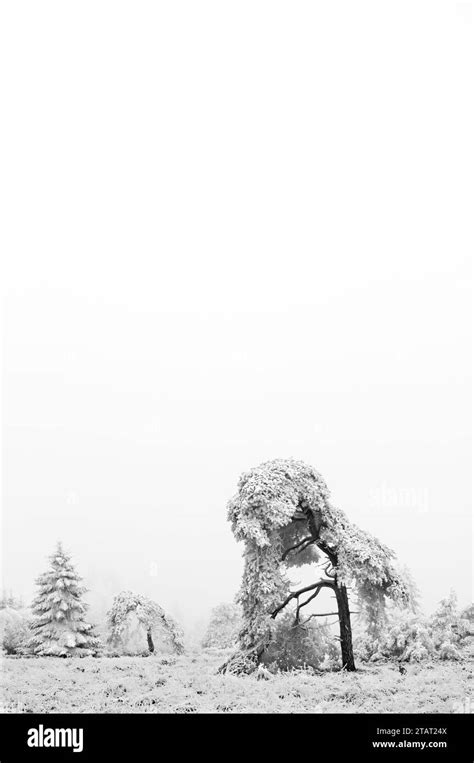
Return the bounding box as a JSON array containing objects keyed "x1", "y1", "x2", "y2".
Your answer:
[
  {"x1": 299, "y1": 503, "x2": 356, "y2": 672},
  {"x1": 146, "y1": 629, "x2": 155, "y2": 653},
  {"x1": 334, "y1": 581, "x2": 356, "y2": 671}
]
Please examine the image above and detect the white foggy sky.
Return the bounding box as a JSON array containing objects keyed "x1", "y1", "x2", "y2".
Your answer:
[{"x1": 1, "y1": 1, "x2": 472, "y2": 628}]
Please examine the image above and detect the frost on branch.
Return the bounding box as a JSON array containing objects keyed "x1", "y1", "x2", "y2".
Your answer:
[
  {"x1": 221, "y1": 458, "x2": 413, "y2": 674},
  {"x1": 106, "y1": 591, "x2": 184, "y2": 655}
]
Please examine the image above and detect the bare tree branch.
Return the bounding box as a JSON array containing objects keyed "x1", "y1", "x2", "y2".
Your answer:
[
  {"x1": 271, "y1": 579, "x2": 335, "y2": 619},
  {"x1": 323, "y1": 562, "x2": 336, "y2": 578},
  {"x1": 281, "y1": 536, "x2": 315, "y2": 561},
  {"x1": 295, "y1": 586, "x2": 324, "y2": 621},
  {"x1": 305, "y1": 617, "x2": 341, "y2": 628}
]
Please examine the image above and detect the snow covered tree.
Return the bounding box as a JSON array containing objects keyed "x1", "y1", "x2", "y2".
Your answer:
[
  {"x1": 106, "y1": 591, "x2": 184, "y2": 655},
  {"x1": 220, "y1": 459, "x2": 413, "y2": 673},
  {"x1": 29, "y1": 542, "x2": 100, "y2": 656},
  {"x1": 355, "y1": 591, "x2": 471, "y2": 664},
  {"x1": 429, "y1": 590, "x2": 470, "y2": 660},
  {"x1": 201, "y1": 603, "x2": 242, "y2": 649},
  {"x1": 372, "y1": 611, "x2": 435, "y2": 663},
  {"x1": 0, "y1": 607, "x2": 31, "y2": 655}
]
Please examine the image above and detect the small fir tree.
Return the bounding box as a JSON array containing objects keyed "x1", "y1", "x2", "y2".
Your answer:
[
  {"x1": 430, "y1": 590, "x2": 469, "y2": 660},
  {"x1": 29, "y1": 542, "x2": 100, "y2": 656}
]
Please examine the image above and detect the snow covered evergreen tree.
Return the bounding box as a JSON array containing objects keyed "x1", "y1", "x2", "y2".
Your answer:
[
  {"x1": 29, "y1": 542, "x2": 100, "y2": 656},
  {"x1": 429, "y1": 590, "x2": 469, "y2": 660}
]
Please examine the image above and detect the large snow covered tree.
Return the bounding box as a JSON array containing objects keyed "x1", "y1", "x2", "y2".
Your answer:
[
  {"x1": 29, "y1": 542, "x2": 100, "y2": 656},
  {"x1": 221, "y1": 459, "x2": 413, "y2": 673},
  {"x1": 106, "y1": 591, "x2": 184, "y2": 655}
]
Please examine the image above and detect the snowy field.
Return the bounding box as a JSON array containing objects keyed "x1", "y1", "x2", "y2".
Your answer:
[{"x1": 1, "y1": 649, "x2": 472, "y2": 714}]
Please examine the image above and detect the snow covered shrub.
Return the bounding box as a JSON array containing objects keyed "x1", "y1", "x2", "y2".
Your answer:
[
  {"x1": 352, "y1": 625, "x2": 381, "y2": 664},
  {"x1": 28, "y1": 542, "x2": 101, "y2": 656},
  {"x1": 201, "y1": 603, "x2": 242, "y2": 649},
  {"x1": 218, "y1": 651, "x2": 259, "y2": 675},
  {"x1": 376, "y1": 611, "x2": 435, "y2": 662},
  {"x1": 356, "y1": 591, "x2": 471, "y2": 664},
  {"x1": 262, "y1": 610, "x2": 339, "y2": 671},
  {"x1": 0, "y1": 608, "x2": 31, "y2": 655}
]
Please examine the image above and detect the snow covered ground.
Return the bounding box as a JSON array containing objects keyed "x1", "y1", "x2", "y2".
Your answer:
[{"x1": 1, "y1": 649, "x2": 472, "y2": 714}]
